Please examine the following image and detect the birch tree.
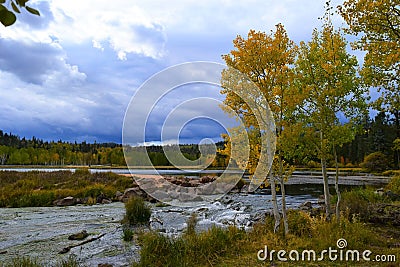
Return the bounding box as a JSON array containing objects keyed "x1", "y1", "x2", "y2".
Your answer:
[
  {"x1": 220, "y1": 24, "x2": 300, "y2": 234},
  {"x1": 295, "y1": 17, "x2": 366, "y2": 220}
]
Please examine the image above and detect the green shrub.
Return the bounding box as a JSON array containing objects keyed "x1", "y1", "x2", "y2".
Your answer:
[
  {"x1": 184, "y1": 213, "x2": 197, "y2": 236},
  {"x1": 381, "y1": 170, "x2": 400, "y2": 176},
  {"x1": 81, "y1": 185, "x2": 107, "y2": 198},
  {"x1": 74, "y1": 167, "x2": 91, "y2": 176},
  {"x1": 306, "y1": 160, "x2": 321, "y2": 168},
  {"x1": 287, "y1": 210, "x2": 312, "y2": 237},
  {"x1": 123, "y1": 196, "x2": 151, "y2": 226},
  {"x1": 0, "y1": 255, "x2": 81, "y2": 267},
  {"x1": 113, "y1": 176, "x2": 134, "y2": 188},
  {"x1": 135, "y1": 232, "x2": 185, "y2": 267},
  {"x1": 386, "y1": 175, "x2": 400, "y2": 195},
  {"x1": 360, "y1": 151, "x2": 390, "y2": 172},
  {"x1": 122, "y1": 228, "x2": 134, "y2": 242},
  {"x1": 134, "y1": 223, "x2": 245, "y2": 267},
  {"x1": 340, "y1": 188, "x2": 383, "y2": 220},
  {"x1": 54, "y1": 255, "x2": 81, "y2": 267},
  {"x1": 8, "y1": 257, "x2": 41, "y2": 267}
]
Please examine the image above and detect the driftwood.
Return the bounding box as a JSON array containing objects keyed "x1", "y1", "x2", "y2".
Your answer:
[{"x1": 59, "y1": 233, "x2": 106, "y2": 254}]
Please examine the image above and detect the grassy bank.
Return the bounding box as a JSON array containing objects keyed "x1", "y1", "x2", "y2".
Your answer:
[
  {"x1": 134, "y1": 211, "x2": 399, "y2": 267},
  {"x1": 0, "y1": 169, "x2": 133, "y2": 207}
]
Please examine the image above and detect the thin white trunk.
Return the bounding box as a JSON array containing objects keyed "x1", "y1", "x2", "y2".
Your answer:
[
  {"x1": 280, "y1": 177, "x2": 288, "y2": 235},
  {"x1": 321, "y1": 131, "x2": 331, "y2": 220},
  {"x1": 334, "y1": 146, "x2": 341, "y2": 222},
  {"x1": 269, "y1": 173, "x2": 281, "y2": 233}
]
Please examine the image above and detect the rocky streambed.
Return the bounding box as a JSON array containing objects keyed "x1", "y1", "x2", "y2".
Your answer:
[
  {"x1": 0, "y1": 191, "x2": 319, "y2": 266},
  {"x1": 0, "y1": 171, "x2": 390, "y2": 267}
]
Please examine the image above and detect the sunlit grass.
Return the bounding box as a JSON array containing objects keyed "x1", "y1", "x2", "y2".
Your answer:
[
  {"x1": 133, "y1": 209, "x2": 399, "y2": 267},
  {"x1": 0, "y1": 170, "x2": 133, "y2": 207}
]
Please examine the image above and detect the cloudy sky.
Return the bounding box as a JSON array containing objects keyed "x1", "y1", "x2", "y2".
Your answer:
[{"x1": 0, "y1": 0, "x2": 347, "y2": 144}]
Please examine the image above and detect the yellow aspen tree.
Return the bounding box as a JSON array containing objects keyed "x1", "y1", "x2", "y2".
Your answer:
[
  {"x1": 220, "y1": 24, "x2": 300, "y2": 234},
  {"x1": 295, "y1": 14, "x2": 366, "y2": 220},
  {"x1": 339, "y1": 0, "x2": 400, "y2": 168}
]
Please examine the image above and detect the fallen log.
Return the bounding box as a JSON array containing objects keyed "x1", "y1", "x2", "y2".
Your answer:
[{"x1": 59, "y1": 233, "x2": 106, "y2": 254}]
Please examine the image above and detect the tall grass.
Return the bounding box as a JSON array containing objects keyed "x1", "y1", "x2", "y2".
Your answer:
[
  {"x1": 134, "y1": 225, "x2": 245, "y2": 267},
  {"x1": 0, "y1": 255, "x2": 82, "y2": 267},
  {"x1": 0, "y1": 170, "x2": 133, "y2": 207},
  {"x1": 123, "y1": 196, "x2": 151, "y2": 226},
  {"x1": 134, "y1": 210, "x2": 399, "y2": 267},
  {"x1": 387, "y1": 175, "x2": 400, "y2": 195}
]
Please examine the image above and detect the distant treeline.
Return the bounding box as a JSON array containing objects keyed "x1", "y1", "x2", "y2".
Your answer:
[
  {"x1": 338, "y1": 111, "x2": 399, "y2": 168},
  {"x1": 125, "y1": 143, "x2": 229, "y2": 167},
  {"x1": 0, "y1": 130, "x2": 124, "y2": 166},
  {"x1": 0, "y1": 110, "x2": 398, "y2": 168},
  {"x1": 294, "y1": 111, "x2": 399, "y2": 169},
  {"x1": 0, "y1": 130, "x2": 229, "y2": 167}
]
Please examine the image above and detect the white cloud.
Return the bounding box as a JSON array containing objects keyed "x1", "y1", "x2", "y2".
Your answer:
[
  {"x1": 2, "y1": 0, "x2": 344, "y2": 60},
  {"x1": 0, "y1": 0, "x2": 352, "y2": 143}
]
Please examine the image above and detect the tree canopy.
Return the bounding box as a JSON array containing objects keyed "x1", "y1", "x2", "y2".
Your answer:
[{"x1": 339, "y1": 0, "x2": 400, "y2": 136}]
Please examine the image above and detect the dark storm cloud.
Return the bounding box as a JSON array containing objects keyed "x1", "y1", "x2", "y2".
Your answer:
[{"x1": 0, "y1": 38, "x2": 65, "y2": 84}]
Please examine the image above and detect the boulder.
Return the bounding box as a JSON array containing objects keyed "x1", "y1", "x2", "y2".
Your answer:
[
  {"x1": 384, "y1": 190, "x2": 400, "y2": 201},
  {"x1": 299, "y1": 201, "x2": 313, "y2": 211},
  {"x1": 189, "y1": 180, "x2": 201, "y2": 187},
  {"x1": 200, "y1": 176, "x2": 216, "y2": 183},
  {"x1": 152, "y1": 190, "x2": 173, "y2": 202},
  {"x1": 96, "y1": 193, "x2": 107, "y2": 204},
  {"x1": 115, "y1": 191, "x2": 123, "y2": 201},
  {"x1": 374, "y1": 188, "x2": 385, "y2": 196},
  {"x1": 68, "y1": 230, "x2": 89, "y2": 240},
  {"x1": 122, "y1": 187, "x2": 146, "y2": 202},
  {"x1": 199, "y1": 182, "x2": 216, "y2": 195},
  {"x1": 101, "y1": 199, "x2": 112, "y2": 204},
  {"x1": 54, "y1": 196, "x2": 76, "y2": 206},
  {"x1": 220, "y1": 195, "x2": 233, "y2": 205},
  {"x1": 179, "y1": 193, "x2": 203, "y2": 202},
  {"x1": 240, "y1": 184, "x2": 249, "y2": 193}
]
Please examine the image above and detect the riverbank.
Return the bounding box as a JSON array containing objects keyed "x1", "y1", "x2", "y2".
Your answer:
[
  {"x1": 0, "y1": 170, "x2": 133, "y2": 208},
  {"x1": 0, "y1": 168, "x2": 391, "y2": 208}
]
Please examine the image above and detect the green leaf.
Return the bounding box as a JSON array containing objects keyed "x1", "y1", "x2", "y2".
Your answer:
[
  {"x1": 11, "y1": 2, "x2": 20, "y2": 13},
  {"x1": 0, "y1": 9, "x2": 16, "y2": 26},
  {"x1": 16, "y1": 0, "x2": 28, "y2": 7},
  {"x1": 0, "y1": 0, "x2": 6, "y2": 4},
  {"x1": 25, "y1": 5, "x2": 39, "y2": 16}
]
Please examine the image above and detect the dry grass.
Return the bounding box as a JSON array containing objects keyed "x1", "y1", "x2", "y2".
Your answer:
[{"x1": 0, "y1": 170, "x2": 133, "y2": 207}]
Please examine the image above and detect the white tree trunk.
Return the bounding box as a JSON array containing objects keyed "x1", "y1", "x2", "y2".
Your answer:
[{"x1": 269, "y1": 173, "x2": 281, "y2": 233}]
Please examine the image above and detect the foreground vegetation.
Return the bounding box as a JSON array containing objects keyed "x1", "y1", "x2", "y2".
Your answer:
[
  {"x1": 0, "y1": 169, "x2": 133, "y2": 207},
  {"x1": 0, "y1": 255, "x2": 81, "y2": 267},
  {"x1": 2, "y1": 176, "x2": 399, "y2": 266},
  {"x1": 133, "y1": 177, "x2": 400, "y2": 267},
  {"x1": 134, "y1": 213, "x2": 399, "y2": 267}
]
